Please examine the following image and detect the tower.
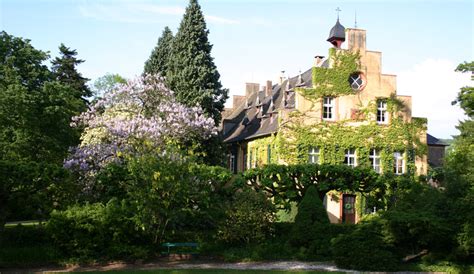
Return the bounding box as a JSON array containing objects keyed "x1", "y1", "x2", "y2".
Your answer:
[{"x1": 327, "y1": 18, "x2": 346, "y2": 48}]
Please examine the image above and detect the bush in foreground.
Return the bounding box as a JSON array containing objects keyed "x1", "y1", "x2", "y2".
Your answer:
[
  {"x1": 217, "y1": 189, "x2": 276, "y2": 245},
  {"x1": 47, "y1": 199, "x2": 148, "y2": 260},
  {"x1": 331, "y1": 216, "x2": 399, "y2": 271}
]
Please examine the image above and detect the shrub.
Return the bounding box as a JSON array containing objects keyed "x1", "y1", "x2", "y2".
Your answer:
[
  {"x1": 382, "y1": 182, "x2": 453, "y2": 256},
  {"x1": 290, "y1": 186, "x2": 330, "y2": 247},
  {"x1": 331, "y1": 216, "x2": 399, "y2": 271},
  {"x1": 217, "y1": 189, "x2": 275, "y2": 245},
  {"x1": 47, "y1": 199, "x2": 147, "y2": 260},
  {"x1": 0, "y1": 224, "x2": 49, "y2": 247}
]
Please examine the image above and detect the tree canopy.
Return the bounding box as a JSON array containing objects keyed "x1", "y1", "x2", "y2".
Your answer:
[
  {"x1": 144, "y1": 27, "x2": 174, "y2": 76},
  {"x1": 52, "y1": 43, "x2": 92, "y2": 98},
  {"x1": 0, "y1": 32, "x2": 84, "y2": 163},
  {"x1": 0, "y1": 32, "x2": 87, "y2": 228},
  {"x1": 65, "y1": 74, "x2": 216, "y2": 180},
  {"x1": 166, "y1": 0, "x2": 228, "y2": 124}
]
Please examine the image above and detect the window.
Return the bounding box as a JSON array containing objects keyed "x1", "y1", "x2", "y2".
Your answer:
[
  {"x1": 308, "y1": 147, "x2": 320, "y2": 164},
  {"x1": 248, "y1": 150, "x2": 253, "y2": 169},
  {"x1": 393, "y1": 151, "x2": 405, "y2": 174},
  {"x1": 243, "y1": 151, "x2": 247, "y2": 171},
  {"x1": 344, "y1": 148, "x2": 357, "y2": 167},
  {"x1": 229, "y1": 153, "x2": 236, "y2": 173},
  {"x1": 323, "y1": 97, "x2": 334, "y2": 120},
  {"x1": 369, "y1": 149, "x2": 381, "y2": 173},
  {"x1": 267, "y1": 145, "x2": 272, "y2": 164},
  {"x1": 377, "y1": 99, "x2": 387, "y2": 124},
  {"x1": 255, "y1": 148, "x2": 259, "y2": 167},
  {"x1": 349, "y1": 72, "x2": 366, "y2": 91}
]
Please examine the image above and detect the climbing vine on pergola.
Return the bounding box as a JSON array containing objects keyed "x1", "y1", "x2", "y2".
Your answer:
[{"x1": 242, "y1": 164, "x2": 387, "y2": 209}]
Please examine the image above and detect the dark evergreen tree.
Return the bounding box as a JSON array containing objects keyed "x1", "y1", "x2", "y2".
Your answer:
[
  {"x1": 167, "y1": 0, "x2": 228, "y2": 124},
  {"x1": 290, "y1": 186, "x2": 330, "y2": 247},
  {"x1": 52, "y1": 43, "x2": 92, "y2": 98},
  {"x1": 144, "y1": 26, "x2": 174, "y2": 76}
]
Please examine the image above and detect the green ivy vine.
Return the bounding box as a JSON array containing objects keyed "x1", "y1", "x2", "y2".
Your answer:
[{"x1": 295, "y1": 48, "x2": 361, "y2": 99}]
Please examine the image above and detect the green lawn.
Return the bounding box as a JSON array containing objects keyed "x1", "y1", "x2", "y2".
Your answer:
[{"x1": 4, "y1": 220, "x2": 41, "y2": 227}]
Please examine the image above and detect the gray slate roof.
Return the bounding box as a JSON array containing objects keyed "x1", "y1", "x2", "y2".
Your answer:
[
  {"x1": 327, "y1": 19, "x2": 345, "y2": 42},
  {"x1": 427, "y1": 133, "x2": 448, "y2": 146},
  {"x1": 222, "y1": 67, "x2": 315, "y2": 143}
]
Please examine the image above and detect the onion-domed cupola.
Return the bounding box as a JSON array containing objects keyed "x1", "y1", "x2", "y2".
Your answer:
[{"x1": 327, "y1": 17, "x2": 345, "y2": 48}]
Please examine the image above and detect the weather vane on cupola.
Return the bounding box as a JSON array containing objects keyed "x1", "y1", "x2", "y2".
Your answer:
[{"x1": 336, "y1": 7, "x2": 341, "y2": 20}]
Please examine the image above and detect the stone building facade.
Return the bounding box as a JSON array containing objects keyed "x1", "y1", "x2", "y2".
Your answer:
[{"x1": 221, "y1": 20, "x2": 440, "y2": 223}]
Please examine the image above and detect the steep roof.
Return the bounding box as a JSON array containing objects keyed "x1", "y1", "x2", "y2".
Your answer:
[
  {"x1": 427, "y1": 133, "x2": 448, "y2": 146},
  {"x1": 222, "y1": 67, "x2": 315, "y2": 143},
  {"x1": 327, "y1": 19, "x2": 345, "y2": 43}
]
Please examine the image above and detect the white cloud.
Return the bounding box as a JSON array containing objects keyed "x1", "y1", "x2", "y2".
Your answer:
[
  {"x1": 205, "y1": 15, "x2": 239, "y2": 25},
  {"x1": 397, "y1": 58, "x2": 470, "y2": 139},
  {"x1": 78, "y1": 2, "x2": 239, "y2": 25}
]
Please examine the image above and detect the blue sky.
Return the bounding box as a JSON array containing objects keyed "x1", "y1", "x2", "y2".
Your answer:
[{"x1": 1, "y1": 0, "x2": 473, "y2": 138}]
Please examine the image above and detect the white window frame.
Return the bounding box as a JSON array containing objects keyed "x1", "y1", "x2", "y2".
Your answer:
[
  {"x1": 369, "y1": 149, "x2": 381, "y2": 173},
  {"x1": 323, "y1": 97, "x2": 334, "y2": 120},
  {"x1": 393, "y1": 151, "x2": 405, "y2": 175},
  {"x1": 308, "y1": 147, "x2": 320, "y2": 164},
  {"x1": 377, "y1": 99, "x2": 387, "y2": 124},
  {"x1": 344, "y1": 148, "x2": 357, "y2": 167},
  {"x1": 229, "y1": 153, "x2": 236, "y2": 173}
]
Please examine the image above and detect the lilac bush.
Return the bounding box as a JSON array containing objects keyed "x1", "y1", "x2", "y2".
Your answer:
[{"x1": 65, "y1": 74, "x2": 216, "y2": 176}]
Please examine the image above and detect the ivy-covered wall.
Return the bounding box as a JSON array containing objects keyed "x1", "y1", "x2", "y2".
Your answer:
[
  {"x1": 296, "y1": 48, "x2": 361, "y2": 99},
  {"x1": 246, "y1": 135, "x2": 278, "y2": 168},
  {"x1": 246, "y1": 49, "x2": 427, "y2": 176},
  {"x1": 232, "y1": 34, "x2": 428, "y2": 223}
]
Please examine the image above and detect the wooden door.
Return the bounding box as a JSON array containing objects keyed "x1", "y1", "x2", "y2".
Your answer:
[{"x1": 342, "y1": 194, "x2": 356, "y2": 224}]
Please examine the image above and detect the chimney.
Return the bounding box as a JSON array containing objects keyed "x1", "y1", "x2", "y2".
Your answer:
[
  {"x1": 314, "y1": 55, "x2": 325, "y2": 67},
  {"x1": 245, "y1": 83, "x2": 260, "y2": 97},
  {"x1": 266, "y1": 80, "x2": 272, "y2": 97},
  {"x1": 346, "y1": 28, "x2": 366, "y2": 51}
]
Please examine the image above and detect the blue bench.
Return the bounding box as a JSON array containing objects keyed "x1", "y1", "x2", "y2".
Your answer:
[{"x1": 161, "y1": 242, "x2": 199, "y2": 255}]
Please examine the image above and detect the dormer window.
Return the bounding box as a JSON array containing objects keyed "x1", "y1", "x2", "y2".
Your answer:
[
  {"x1": 323, "y1": 97, "x2": 334, "y2": 120},
  {"x1": 286, "y1": 80, "x2": 292, "y2": 92},
  {"x1": 295, "y1": 71, "x2": 305, "y2": 87},
  {"x1": 245, "y1": 98, "x2": 252, "y2": 109},
  {"x1": 255, "y1": 94, "x2": 262, "y2": 106}
]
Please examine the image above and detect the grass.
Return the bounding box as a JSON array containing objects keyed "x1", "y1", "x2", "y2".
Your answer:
[{"x1": 4, "y1": 220, "x2": 41, "y2": 227}]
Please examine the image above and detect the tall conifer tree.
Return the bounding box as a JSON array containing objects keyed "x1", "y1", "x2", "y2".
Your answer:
[
  {"x1": 144, "y1": 26, "x2": 174, "y2": 76},
  {"x1": 52, "y1": 43, "x2": 92, "y2": 98},
  {"x1": 167, "y1": 0, "x2": 228, "y2": 124}
]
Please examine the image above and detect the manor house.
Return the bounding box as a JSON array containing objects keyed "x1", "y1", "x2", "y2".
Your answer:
[{"x1": 221, "y1": 19, "x2": 445, "y2": 224}]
